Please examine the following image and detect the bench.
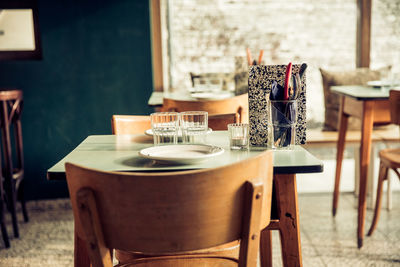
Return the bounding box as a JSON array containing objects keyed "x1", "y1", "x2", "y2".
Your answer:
[
  {"x1": 304, "y1": 126, "x2": 399, "y2": 147},
  {"x1": 303, "y1": 126, "x2": 399, "y2": 209}
]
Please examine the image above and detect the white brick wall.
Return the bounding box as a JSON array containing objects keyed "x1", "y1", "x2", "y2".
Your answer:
[{"x1": 162, "y1": 0, "x2": 400, "y2": 128}]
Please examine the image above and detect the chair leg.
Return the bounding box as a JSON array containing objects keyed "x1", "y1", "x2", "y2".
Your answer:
[
  {"x1": 4, "y1": 180, "x2": 19, "y2": 238},
  {"x1": 333, "y1": 102, "x2": 349, "y2": 216},
  {"x1": 0, "y1": 198, "x2": 10, "y2": 248},
  {"x1": 0, "y1": 222, "x2": 10, "y2": 248},
  {"x1": 18, "y1": 180, "x2": 29, "y2": 222},
  {"x1": 367, "y1": 162, "x2": 388, "y2": 236},
  {"x1": 10, "y1": 203, "x2": 19, "y2": 238},
  {"x1": 386, "y1": 171, "x2": 392, "y2": 211},
  {"x1": 21, "y1": 200, "x2": 28, "y2": 223}
]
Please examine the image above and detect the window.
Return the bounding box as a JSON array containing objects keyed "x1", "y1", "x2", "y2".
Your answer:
[{"x1": 158, "y1": 0, "x2": 399, "y2": 127}]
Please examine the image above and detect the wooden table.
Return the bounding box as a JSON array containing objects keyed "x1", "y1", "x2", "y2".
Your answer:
[
  {"x1": 147, "y1": 91, "x2": 235, "y2": 107},
  {"x1": 47, "y1": 132, "x2": 323, "y2": 267},
  {"x1": 331, "y1": 85, "x2": 391, "y2": 248},
  {"x1": 147, "y1": 91, "x2": 164, "y2": 106}
]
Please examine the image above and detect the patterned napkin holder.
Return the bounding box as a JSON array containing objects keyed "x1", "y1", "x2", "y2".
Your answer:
[{"x1": 248, "y1": 64, "x2": 307, "y2": 148}]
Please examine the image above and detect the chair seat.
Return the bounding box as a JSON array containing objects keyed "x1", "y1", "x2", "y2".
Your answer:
[
  {"x1": 115, "y1": 241, "x2": 240, "y2": 264},
  {"x1": 380, "y1": 148, "x2": 400, "y2": 168},
  {"x1": 117, "y1": 255, "x2": 238, "y2": 267}
]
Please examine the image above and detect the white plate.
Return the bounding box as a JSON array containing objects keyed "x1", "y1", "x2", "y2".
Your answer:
[
  {"x1": 145, "y1": 128, "x2": 212, "y2": 137},
  {"x1": 367, "y1": 80, "x2": 400, "y2": 88},
  {"x1": 190, "y1": 92, "x2": 233, "y2": 100},
  {"x1": 139, "y1": 145, "x2": 224, "y2": 164}
]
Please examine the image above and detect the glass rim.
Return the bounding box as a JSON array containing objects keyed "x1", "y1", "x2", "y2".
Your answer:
[
  {"x1": 228, "y1": 123, "x2": 249, "y2": 128},
  {"x1": 179, "y1": 111, "x2": 208, "y2": 115},
  {"x1": 269, "y1": 99, "x2": 298, "y2": 103},
  {"x1": 271, "y1": 122, "x2": 297, "y2": 126},
  {"x1": 150, "y1": 112, "x2": 179, "y2": 116}
]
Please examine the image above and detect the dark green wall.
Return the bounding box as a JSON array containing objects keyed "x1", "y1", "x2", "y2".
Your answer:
[{"x1": 0, "y1": 0, "x2": 154, "y2": 199}]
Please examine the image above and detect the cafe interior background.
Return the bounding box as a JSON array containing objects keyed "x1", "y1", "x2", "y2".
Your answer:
[{"x1": 0, "y1": 0, "x2": 399, "y2": 266}]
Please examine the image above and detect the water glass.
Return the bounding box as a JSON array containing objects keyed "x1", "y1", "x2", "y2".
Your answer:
[
  {"x1": 180, "y1": 111, "x2": 208, "y2": 144},
  {"x1": 269, "y1": 100, "x2": 297, "y2": 149},
  {"x1": 193, "y1": 77, "x2": 207, "y2": 92},
  {"x1": 228, "y1": 123, "x2": 249, "y2": 150},
  {"x1": 150, "y1": 112, "x2": 179, "y2": 145}
]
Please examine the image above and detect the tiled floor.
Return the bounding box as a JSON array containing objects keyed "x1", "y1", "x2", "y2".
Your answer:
[
  {"x1": 278, "y1": 192, "x2": 400, "y2": 266},
  {"x1": 0, "y1": 193, "x2": 399, "y2": 266}
]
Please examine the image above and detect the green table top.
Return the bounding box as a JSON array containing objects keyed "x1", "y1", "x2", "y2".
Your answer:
[
  {"x1": 47, "y1": 131, "x2": 323, "y2": 180},
  {"x1": 148, "y1": 91, "x2": 236, "y2": 106},
  {"x1": 331, "y1": 85, "x2": 390, "y2": 100}
]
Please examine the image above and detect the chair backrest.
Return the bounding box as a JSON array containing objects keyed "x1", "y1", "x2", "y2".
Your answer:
[
  {"x1": 112, "y1": 113, "x2": 239, "y2": 134},
  {"x1": 389, "y1": 90, "x2": 400, "y2": 125},
  {"x1": 208, "y1": 113, "x2": 239, "y2": 130},
  {"x1": 161, "y1": 93, "x2": 249, "y2": 123},
  {"x1": 65, "y1": 150, "x2": 273, "y2": 267},
  {"x1": 111, "y1": 115, "x2": 151, "y2": 135},
  {"x1": 0, "y1": 89, "x2": 24, "y2": 171}
]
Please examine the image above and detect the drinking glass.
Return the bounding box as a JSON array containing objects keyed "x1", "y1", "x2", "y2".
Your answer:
[
  {"x1": 228, "y1": 123, "x2": 249, "y2": 150},
  {"x1": 150, "y1": 112, "x2": 179, "y2": 145},
  {"x1": 180, "y1": 111, "x2": 208, "y2": 144},
  {"x1": 269, "y1": 100, "x2": 297, "y2": 149},
  {"x1": 193, "y1": 77, "x2": 207, "y2": 92}
]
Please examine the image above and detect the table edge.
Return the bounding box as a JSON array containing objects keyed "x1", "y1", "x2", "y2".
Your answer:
[{"x1": 331, "y1": 86, "x2": 389, "y2": 101}]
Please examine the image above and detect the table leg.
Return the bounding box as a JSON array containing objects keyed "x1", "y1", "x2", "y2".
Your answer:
[
  {"x1": 260, "y1": 229, "x2": 272, "y2": 267},
  {"x1": 333, "y1": 96, "x2": 349, "y2": 216},
  {"x1": 358, "y1": 101, "x2": 374, "y2": 248},
  {"x1": 74, "y1": 220, "x2": 91, "y2": 267},
  {"x1": 274, "y1": 174, "x2": 302, "y2": 267}
]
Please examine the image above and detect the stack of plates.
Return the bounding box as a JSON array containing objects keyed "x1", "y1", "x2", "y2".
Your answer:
[
  {"x1": 190, "y1": 92, "x2": 233, "y2": 100},
  {"x1": 138, "y1": 144, "x2": 224, "y2": 164}
]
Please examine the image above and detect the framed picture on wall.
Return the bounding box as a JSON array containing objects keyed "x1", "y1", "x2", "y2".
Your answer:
[{"x1": 0, "y1": 0, "x2": 42, "y2": 60}]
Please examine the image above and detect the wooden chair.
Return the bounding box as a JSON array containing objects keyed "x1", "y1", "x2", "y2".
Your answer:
[
  {"x1": 111, "y1": 115, "x2": 151, "y2": 135},
  {"x1": 65, "y1": 150, "x2": 273, "y2": 267},
  {"x1": 111, "y1": 113, "x2": 239, "y2": 134},
  {"x1": 0, "y1": 89, "x2": 28, "y2": 241},
  {"x1": 367, "y1": 90, "x2": 400, "y2": 237},
  {"x1": 161, "y1": 93, "x2": 249, "y2": 123}
]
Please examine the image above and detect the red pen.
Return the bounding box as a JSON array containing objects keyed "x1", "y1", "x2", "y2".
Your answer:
[{"x1": 284, "y1": 62, "x2": 292, "y2": 100}]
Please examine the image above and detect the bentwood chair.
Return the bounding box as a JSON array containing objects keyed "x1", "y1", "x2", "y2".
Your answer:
[
  {"x1": 161, "y1": 93, "x2": 249, "y2": 123},
  {"x1": 0, "y1": 89, "x2": 28, "y2": 240},
  {"x1": 367, "y1": 90, "x2": 400, "y2": 237},
  {"x1": 65, "y1": 150, "x2": 273, "y2": 267},
  {"x1": 111, "y1": 113, "x2": 239, "y2": 135}
]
